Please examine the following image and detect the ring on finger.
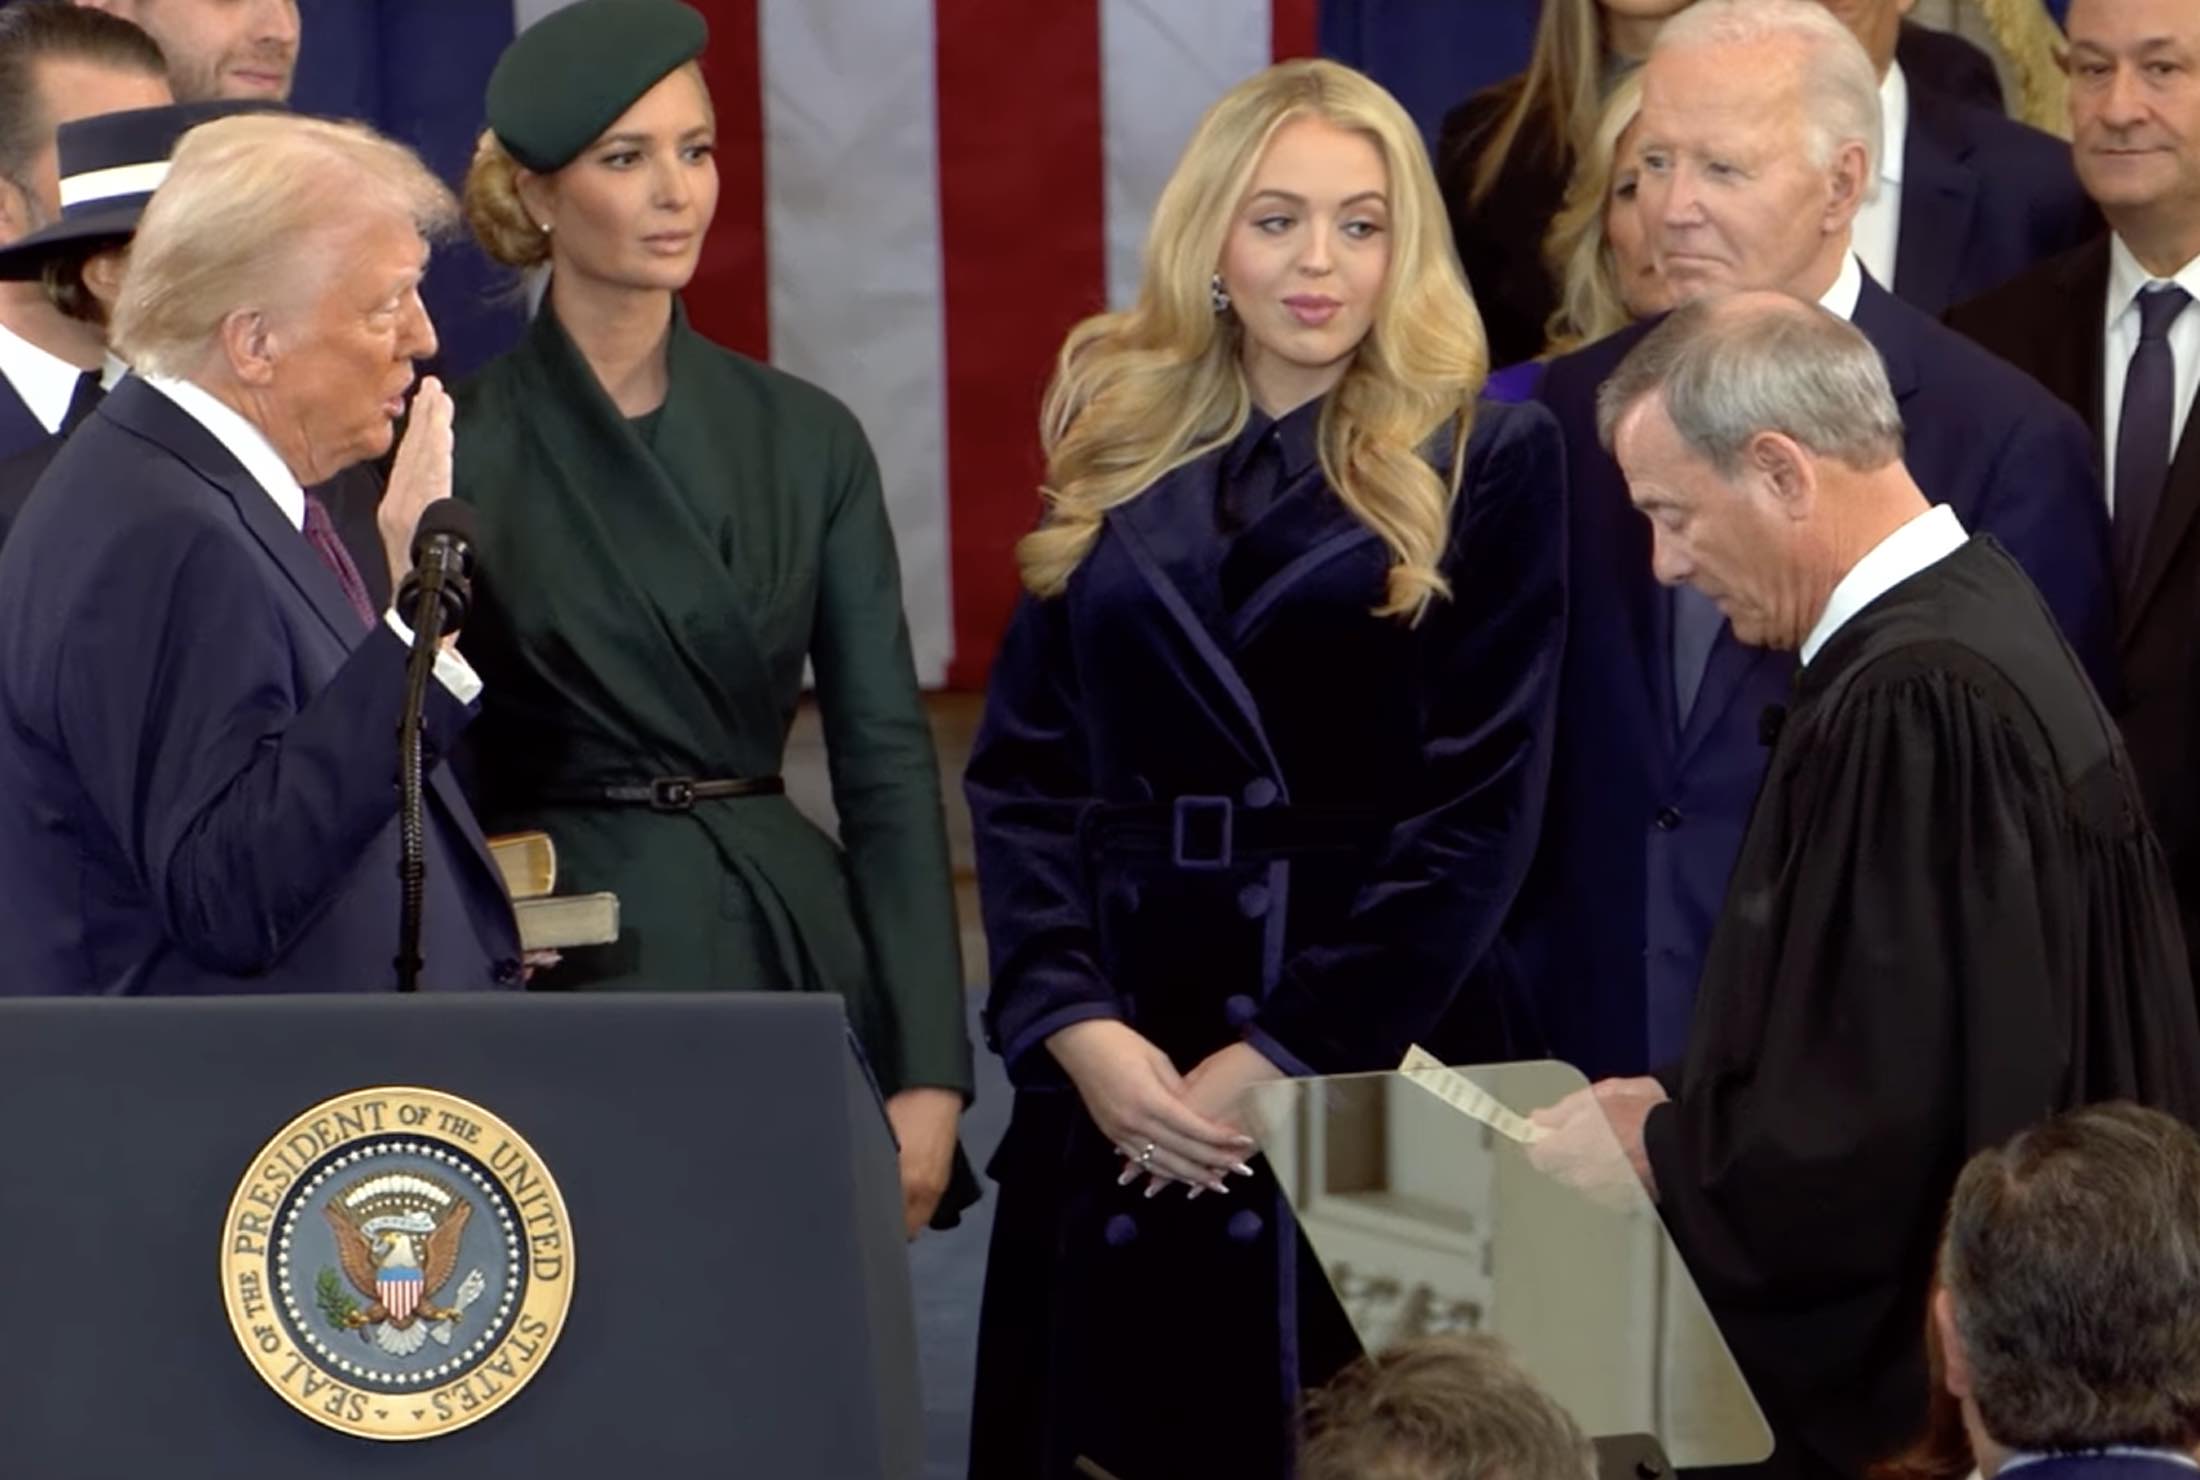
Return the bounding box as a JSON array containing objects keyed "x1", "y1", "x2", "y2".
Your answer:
[{"x1": 1137, "y1": 1141, "x2": 1156, "y2": 1166}]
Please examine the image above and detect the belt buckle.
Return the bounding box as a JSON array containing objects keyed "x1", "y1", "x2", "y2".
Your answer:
[
  {"x1": 1171, "y1": 795, "x2": 1234, "y2": 871},
  {"x1": 649, "y1": 776, "x2": 697, "y2": 812}
]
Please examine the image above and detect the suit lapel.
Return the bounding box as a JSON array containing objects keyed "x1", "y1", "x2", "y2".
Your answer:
[
  {"x1": 1105, "y1": 469, "x2": 1282, "y2": 776},
  {"x1": 2129, "y1": 380, "x2": 2200, "y2": 636},
  {"x1": 97, "y1": 378, "x2": 366, "y2": 649},
  {"x1": 1894, "y1": 96, "x2": 1980, "y2": 313}
]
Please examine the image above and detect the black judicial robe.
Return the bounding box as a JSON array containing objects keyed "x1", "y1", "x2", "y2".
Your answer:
[
  {"x1": 965, "y1": 397, "x2": 1566, "y2": 1479},
  {"x1": 1644, "y1": 537, "x2": 2200, "y2": 1480}
]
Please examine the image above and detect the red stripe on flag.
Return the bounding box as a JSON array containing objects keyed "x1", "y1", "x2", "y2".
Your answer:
[
  {"x1": 1272, "y1": 0, "x2": 1318, "y2": 61},
  {"x1": 938, "y1": 1, "x2": 1107, "y2": 688},
  {"x1": 685, "y1": 0, "x2": 769, "y2": 360}
]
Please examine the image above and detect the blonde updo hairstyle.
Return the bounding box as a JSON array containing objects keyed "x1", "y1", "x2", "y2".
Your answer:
[
  {"x1": 464, "y1": 129, "x2": 551, "y2": 270},
  {"x1": 1020, "y1": 58, "x2": 1488, "y2": 620},
  {"x1": 462, "y1": 59, "x2": 715, "y2": 272}
]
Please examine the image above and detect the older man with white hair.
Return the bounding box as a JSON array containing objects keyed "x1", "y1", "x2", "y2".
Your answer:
[
  {"x1": 0, "y1": 112, "x2": 520, "y2": 995},
  {"x1": 1537, "y1": 290, "x2": 2200, "y2": 1480},
  {"x1": 1509, "y1": 0, "x2": 2116, "y2": 1093}
]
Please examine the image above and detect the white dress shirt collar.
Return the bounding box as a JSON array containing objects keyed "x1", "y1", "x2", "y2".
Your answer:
[
  {"x1": 1851, "y1": 63, "x2": 1909, "y2": 288},
  {"x1": 140, "y1": 373, "x2": 306, "y2": 531},
  {"x1": 1879, "y1": 61, "x2": 1909, "y2": 189},
  {"x1": 2001, "y1": 1448, "x2": 2200, "y2": 1476},
  {"x1": 1818, "y1": 250, "x2": 1866, "y2": 323},
  {"x1": 0, "y1": 319, "x2": 91, "y2": 435},
  {"x1": 1800, "y1": 502, "x2": 1968, "y2": 665},
  {"x1": 2105, "y1": 233, "x2": 2200, "y2": 335}
]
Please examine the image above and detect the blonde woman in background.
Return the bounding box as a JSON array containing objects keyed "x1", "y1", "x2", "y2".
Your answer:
[
  {"x1": 1434, "y1": 0, "x2": 1693, "y2": 366},
  {"x1": 1486, "y1": 70, "x2": 1670, "y2": 402},
  {"x1": 964, "y1": 57, "x2": 1566, "y2": 1480}
]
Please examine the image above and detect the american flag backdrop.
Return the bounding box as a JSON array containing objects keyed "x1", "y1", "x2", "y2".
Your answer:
[
  {"x1": 578, "y1": 0, "x2": 1324, "y2": 688},
  {"x1": 303, "y1": 1, "x2": 1328, "y2": 687}
]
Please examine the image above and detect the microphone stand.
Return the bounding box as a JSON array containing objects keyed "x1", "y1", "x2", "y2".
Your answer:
[{"x1": 394, "y1": 554, "x2": 457, "y2": 994}]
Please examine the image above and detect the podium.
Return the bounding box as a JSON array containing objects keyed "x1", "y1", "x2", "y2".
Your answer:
[
  {"x1": 0, "y1": 993, "x2": 921, "y2": 1477},
  {"x1": 1244, "y1": 1060, "x2": 1775, "y2": 1472}
]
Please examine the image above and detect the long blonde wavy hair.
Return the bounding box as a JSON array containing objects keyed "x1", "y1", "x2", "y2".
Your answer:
[
  {"x1": 1018, "y1": 59, "x2": 1487, "y2": 619},
  {"x1": 1543, "y1": 68, "x2": 1647, "y2": 357},
  {"x1": 1467, "y1": 0, "x2": 1610, "y2": 206}
]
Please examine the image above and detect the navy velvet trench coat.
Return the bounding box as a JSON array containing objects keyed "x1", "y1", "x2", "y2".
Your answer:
[{"x1": 964, "y1": 397, "x2": 1567, "y2": 1479}]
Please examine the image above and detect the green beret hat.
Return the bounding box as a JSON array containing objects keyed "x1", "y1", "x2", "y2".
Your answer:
[{"x1": 486, "y1": 0, "x2": 708, "y2": 173}]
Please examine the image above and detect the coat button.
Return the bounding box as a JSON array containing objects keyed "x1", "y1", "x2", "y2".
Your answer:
[
  {"x1": 1236, "y1": 883, "x2": 1271, "y2": 919},
  {"x1": 1225, "y1": 994, "x2": 1259, "y2": 1029},
  {"x1": 1242, "y1": 777, "x2": 1279, "y2": 809},
  {"x1": 1226, "y1": 1209, "x2": 1264, "y2": 1243},
  {"x1": 1104, "y1": 1213, "x2": 1139, "y2": 1247},
  {"x1": 1130, "y1": 776, "x2": 1155, "y2": 802},
  {"x1": 1653, "y1": 806, "x2": 1682, "y2": 831}
]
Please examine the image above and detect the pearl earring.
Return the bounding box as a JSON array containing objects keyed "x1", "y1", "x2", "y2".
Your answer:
[{"x1": 1210, "y1": 273, "x2": 1231, "y2": 315}]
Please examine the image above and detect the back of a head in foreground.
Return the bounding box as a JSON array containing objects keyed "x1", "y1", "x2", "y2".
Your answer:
[
  {"x1": 1300, "y1": 1333, "x2": 1597, "y2": 1480},
  {"x1": 110, "y1": 111, "x2": 455, "y2": 380},
  {"x1": 1942, "y1": 1101, "x2": 2200, "y2": 1455}
]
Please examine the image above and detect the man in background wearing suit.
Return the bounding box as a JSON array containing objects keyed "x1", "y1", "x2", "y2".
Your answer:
[
  {"x1": 0, "y1": 3, "x2": 165, "y2": 463},
  {"x1": 72, "y1": 0, "x2": 295, "y2": 102},
  {"x1": 0, "y1": 111, "x2": 519, "y2": 995},
  {"x1": 1948, "y1": 0, "x2": 2200, "y2": 996},
  {"x1": 1822, "y1": 0, "x2": 2098, "y2": 313},
  {"x1": 1518, "y1": 0, "x2": 2113, "y2": 1083}
]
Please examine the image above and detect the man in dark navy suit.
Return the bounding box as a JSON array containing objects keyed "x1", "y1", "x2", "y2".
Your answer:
[
  {"x1": 1826, "y1": 0, "x2": 2100, "y2": 314},
  {"x1": 0, "y1": 4, "x2": 168, "y2": 462},
  {"x1": 1947, "y1": 0, "x2": 2200, "y2": 1020},
  {"x1": 0, "y1": 110, "x2": 518, "y2": 995},
  {"x1": 1927, "y1": 1104, "x2": 2200, "y2": 1480},
  {"x1": 1517, "y1": 0, "x2": 2113, "y2": 1081}
]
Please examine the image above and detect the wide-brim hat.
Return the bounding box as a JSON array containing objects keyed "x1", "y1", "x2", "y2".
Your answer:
[{"x1": 0, "y1": 99, "x2": 278, "y2": 281}]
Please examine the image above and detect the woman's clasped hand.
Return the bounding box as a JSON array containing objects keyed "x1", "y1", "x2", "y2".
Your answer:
[{"x1": 1045, "y1": 1019, "x2": 1275, "y2": 1198}]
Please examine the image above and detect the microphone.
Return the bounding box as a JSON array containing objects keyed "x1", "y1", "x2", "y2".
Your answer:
[
  {"x1": 392, "y1": 498, "x2": 478, "y2": 994},
  {"x1": 395, "y1": 499, "x2": 477, "y2": 636}
]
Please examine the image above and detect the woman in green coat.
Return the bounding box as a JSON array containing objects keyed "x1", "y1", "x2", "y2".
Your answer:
[{"x1": 452, "y1": 0, "x2": 974, "y2": 1232}]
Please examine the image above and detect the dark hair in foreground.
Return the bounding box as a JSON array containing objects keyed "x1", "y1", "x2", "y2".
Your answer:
[
  {"x1": 1299, "y1": 1333, "x2": 1595, "y2": 1480},
  {"x1": 1594, "y1": 293, "x2": 1904, "y2": 477},
  {"x1": 0, "y1": 1, "x2": 165, "y2": 189},
  {"x1": 1943, "y1": 1102, "x2": 2200, "y2": 1452}
]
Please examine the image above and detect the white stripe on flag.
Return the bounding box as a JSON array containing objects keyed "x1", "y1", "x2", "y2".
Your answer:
[
  {"x1": 761, "y1": 0, "x2": 953, "y2": 686},
  {"x1": 1100, "y1": 0, "x2": 1273, "y2": 311}
]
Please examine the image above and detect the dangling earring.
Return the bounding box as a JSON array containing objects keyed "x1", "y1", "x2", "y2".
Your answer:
[{"x1": 1210, "y1": 272, "x2": 1231, "y2": 316}]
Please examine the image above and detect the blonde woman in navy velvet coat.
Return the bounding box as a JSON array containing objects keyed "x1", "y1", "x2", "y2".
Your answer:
[{"x1": 964, "y1": 59, "x2": 1568, "y2": 1480}]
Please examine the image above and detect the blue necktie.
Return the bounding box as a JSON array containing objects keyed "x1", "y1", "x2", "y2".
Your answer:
[
  {"x1": 2114, "y1": 283, "x2": 2190, "y2": 591},
  {"x1": 1672, "y1": 585, "x2": 1722, "y2": 728}
]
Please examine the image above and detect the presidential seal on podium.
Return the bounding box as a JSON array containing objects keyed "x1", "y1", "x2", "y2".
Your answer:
[{"x1": 219, "y1": 1087, "x2": 574, "y2": 1440}]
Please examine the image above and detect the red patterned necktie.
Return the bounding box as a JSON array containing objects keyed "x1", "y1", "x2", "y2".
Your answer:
[{"x1": 301, "y1": 492, "x2": 378, "y2": 631}]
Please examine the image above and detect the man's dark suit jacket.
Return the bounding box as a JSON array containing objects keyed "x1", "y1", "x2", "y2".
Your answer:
[
  {"x1": 1893, "y1": 86, "x2": 2100, "y2": 315},
  {"x1": 0, "y1": 427, "x2": 391, "y2": 608},
  {"x1": 1514, "y1": 271, "x2": 2115, "y2": 1080},
  {"x1": 1949, "y1": 234, "x2": 2200, "y2": 987},
  {"x1": 0, "y1": 377, "x2": 519, "y2": 994}
]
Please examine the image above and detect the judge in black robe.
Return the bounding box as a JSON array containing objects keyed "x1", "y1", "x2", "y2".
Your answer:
[{"x1": 1541, "y1": 293, "x2": 2200, "y2": 1480}]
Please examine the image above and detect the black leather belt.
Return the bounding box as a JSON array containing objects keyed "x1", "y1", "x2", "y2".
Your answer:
[
  {"x1": 1083, "y1": 797, "x2": 1380, "y2": 871},
  {"x1": 540, "y1": 775, "x2": 785, "y2": 813}
]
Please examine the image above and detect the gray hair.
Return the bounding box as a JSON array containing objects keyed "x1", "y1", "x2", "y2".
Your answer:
[
  {"x1": 112, "y1": 113, "x2": 455, "y2": 379},
  {"x1": 1653, "y1": 0, "x2": 1883, "y2": 195},
  {"x1": 1300, "y1": 1333, "x2": 1596, "y2": 1480},
  {"x1": 1596, "y1": 293, "x2": 1904, "y2": 477},
  {"x1": 1941, "y1": 1103, "x2": 2200, "y2": 1453}
]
